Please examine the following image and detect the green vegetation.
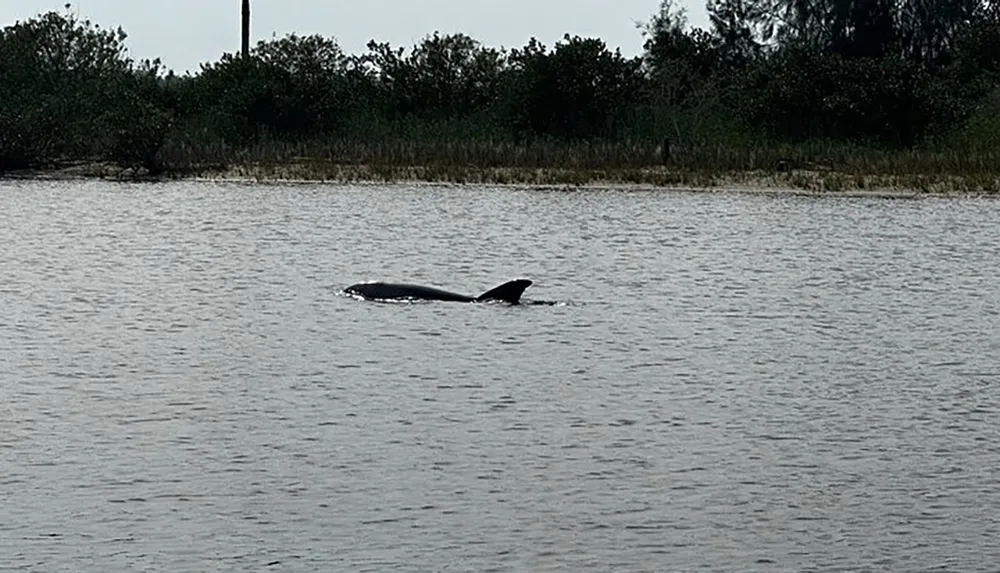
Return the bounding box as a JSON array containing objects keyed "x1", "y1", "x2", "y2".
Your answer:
[{"x1": 2, "y1": 1, "x2": 999, "y2": 191}]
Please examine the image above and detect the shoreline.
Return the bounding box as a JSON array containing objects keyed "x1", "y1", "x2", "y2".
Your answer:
[{"x1": 4, "y1": 161, "x2": 998, "y2": 197}]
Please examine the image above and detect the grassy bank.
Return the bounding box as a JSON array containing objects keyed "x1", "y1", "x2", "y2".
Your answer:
[{"x1": 12, "y1": 138, "x2": 1000, "y2": 194}]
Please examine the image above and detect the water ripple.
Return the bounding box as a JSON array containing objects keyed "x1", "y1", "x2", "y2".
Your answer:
[{"x1": 1, "y1": 182, "x2": 999, "y2": 572}]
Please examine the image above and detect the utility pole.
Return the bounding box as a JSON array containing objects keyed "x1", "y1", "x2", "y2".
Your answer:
[{"x1": 241, "y1": 0, "x2": 251, "y2": 58}]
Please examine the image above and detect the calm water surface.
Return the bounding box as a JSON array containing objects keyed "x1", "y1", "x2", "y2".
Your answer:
[{"x1": 1, "y1": 180, "x2": 998, "y2": 572}]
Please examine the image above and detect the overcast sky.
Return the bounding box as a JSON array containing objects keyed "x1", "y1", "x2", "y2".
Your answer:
[{"x1": 1, "y1": 0, "x2": 710, "y2": 73}]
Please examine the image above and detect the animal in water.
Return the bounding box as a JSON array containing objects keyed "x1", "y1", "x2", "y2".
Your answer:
[{"x1": 345, "y1": 279, "x2": 532, "y2": 304}]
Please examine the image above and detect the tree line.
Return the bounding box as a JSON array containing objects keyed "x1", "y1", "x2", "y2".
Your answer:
[{"x1": 1, "y1": 0, "x2": 998, "y2": 174}]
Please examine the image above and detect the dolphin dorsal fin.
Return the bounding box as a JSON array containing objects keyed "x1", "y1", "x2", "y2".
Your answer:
[{"x1": 476, "y1": 279, "x2": 533, "y2": 304}]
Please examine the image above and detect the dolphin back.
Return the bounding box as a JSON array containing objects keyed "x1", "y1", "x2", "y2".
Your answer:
[
  {"x1": 476, "y1": 279, "x2": 533, "y2": 304},
  {"x1": 346, "y1": 282, "x2": 473, "y2": 302}
]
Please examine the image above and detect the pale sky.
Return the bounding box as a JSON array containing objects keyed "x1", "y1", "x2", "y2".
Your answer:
[{"x1": 1, "y1": 0, "x2": 710, "y2": 73}]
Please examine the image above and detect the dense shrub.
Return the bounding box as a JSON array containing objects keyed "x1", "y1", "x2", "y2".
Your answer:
[{"x1": 1, "y1": 1, "x2": 998, "y2": 174}]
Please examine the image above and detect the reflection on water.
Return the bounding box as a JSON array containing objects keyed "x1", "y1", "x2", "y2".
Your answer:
[{"x1": 1, "y1": 180, "x2": 999, "y2": 572}]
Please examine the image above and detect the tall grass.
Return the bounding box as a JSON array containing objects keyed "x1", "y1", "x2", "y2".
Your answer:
[{"x1": 131, "y1": 99, "x2": 1000, "y2": 192}]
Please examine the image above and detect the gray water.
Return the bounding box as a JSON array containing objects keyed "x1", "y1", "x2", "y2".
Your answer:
[{"x1": 1, "y1": 180, "x2": 998, "y2": 573}]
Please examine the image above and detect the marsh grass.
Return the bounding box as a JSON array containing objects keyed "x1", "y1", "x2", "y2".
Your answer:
[
  {"x1": 142, "y1": 134, "x2": 1000, "y2": 193},
  {"x1": 20, "y1": 87, "x2": 996, "y2": 193}
]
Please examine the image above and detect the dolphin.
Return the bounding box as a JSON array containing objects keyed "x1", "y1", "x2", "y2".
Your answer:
[{"x1": 345, "y1": 279, "x2": 532, "y2": 304}]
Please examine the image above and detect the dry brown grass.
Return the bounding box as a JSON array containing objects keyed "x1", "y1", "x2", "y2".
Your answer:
[{"x1": 13, "y1": 138, "x2": 999, "y2": 194}]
